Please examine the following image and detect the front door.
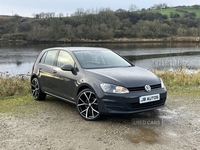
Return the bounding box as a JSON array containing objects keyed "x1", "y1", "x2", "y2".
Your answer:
[{"x1": 52, "y1": 50, "x2": 77, "y2": 102}]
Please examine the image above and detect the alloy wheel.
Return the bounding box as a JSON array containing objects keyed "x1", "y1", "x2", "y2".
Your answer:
[
  {"x1": 31, "y1": 78, "x2": 46, "y2": 100},
  {"x1": 77, "y1": 89, "x2": 100, "y2": 120}
]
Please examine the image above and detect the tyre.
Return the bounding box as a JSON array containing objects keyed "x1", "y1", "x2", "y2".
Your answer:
[
  {"x1": 31, "y1": 77, "x2": 46, "y2": 100},
  {"x1": 76, "y1": 88, "x2": 100, "y2": 121}
]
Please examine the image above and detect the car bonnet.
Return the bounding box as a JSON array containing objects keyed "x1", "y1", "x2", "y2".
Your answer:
[{"x1": 84, "y1": 66, "x2": 160, "y2": 88}]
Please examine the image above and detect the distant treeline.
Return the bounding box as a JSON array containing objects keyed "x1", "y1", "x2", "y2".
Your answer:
[{"x1": 0, "y1": 6, "x2": 200, "y2": 42}]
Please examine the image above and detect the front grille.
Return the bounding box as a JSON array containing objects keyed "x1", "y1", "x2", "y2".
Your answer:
[
  {"x1": 129, "y1": 98, "x2": 166, "y2": 110},
  {"x1": 151, "y1": 84, "x2": 162, "y2": 89},
  {"x1": 128, "y1": 84, "x2": 161, "y2": 92}
]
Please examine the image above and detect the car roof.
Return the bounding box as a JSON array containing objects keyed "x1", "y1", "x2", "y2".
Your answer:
[{"x1": 44, "y1": 47, "x2": 111, "y2": 52}]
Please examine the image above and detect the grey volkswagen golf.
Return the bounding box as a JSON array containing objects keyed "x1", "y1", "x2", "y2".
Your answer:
[{"x1": 31, "y1": 47, "x2": 167, "y2": 121}]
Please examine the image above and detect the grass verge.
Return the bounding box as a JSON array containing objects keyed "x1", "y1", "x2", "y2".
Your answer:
[
  {"x1": 0, "y1": 95, "x2": 33, "y2": 114},
  {"x1": 155, "y1": 70, "x2": 200, "y2": 93}
]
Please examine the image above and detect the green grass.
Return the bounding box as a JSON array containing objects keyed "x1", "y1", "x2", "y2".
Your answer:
[
  {"x1": 0, "y1": 95, "x2": 33, "y2": 114},
  {"x1": 0, "y1": 94, "x2": 56, "y2": 115},
  {"x1": 186, "y1": 8, "x2": 200, "y2": 18},
  {"x1": 149, "y1": 7, "x2": 200, "y2": 18},
  {"x1": 151, "y1": 8, "x2": 180, "y2": 18}
]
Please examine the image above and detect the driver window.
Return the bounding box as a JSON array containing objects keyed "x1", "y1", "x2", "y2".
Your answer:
[{"x1": 57, "y1": 51, "x2": 74, "y2": 67}]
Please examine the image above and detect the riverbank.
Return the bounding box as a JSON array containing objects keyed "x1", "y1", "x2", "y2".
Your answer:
[
  {"x1": 1, "y1": 70, "x2": 200, "y2": 98},
  {"x1": 0, "y1": 36, "x2": 199, "y2": 44}
]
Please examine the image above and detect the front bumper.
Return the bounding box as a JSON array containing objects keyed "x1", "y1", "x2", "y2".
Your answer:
[{"x1": 98, "y1": 88, "x2": 167, "y2": 114}]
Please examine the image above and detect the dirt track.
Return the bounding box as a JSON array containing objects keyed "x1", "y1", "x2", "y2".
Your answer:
[{"x1": 0, "y1": 93, "x2": 200, "y2": 150}]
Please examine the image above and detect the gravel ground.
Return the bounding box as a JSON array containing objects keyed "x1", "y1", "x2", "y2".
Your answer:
[{"x1": 0, "y1": 93, "x2": 200, "y2": 150}]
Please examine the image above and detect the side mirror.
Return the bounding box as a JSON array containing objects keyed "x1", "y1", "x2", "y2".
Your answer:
[
  {"x1": 61, "y1": 64, "x2": 78, "y2": 75},
  {"x1": 61, "y1": 65, "x2": 74, "y2": 71}
]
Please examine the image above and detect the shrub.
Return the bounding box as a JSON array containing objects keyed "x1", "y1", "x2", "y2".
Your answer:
[
  {"x1": 155, "y1": 70, "x2": 200, "y2": 88},
  {"x1": 0, "y1": 73, "x2": 30, "y2": 97}
]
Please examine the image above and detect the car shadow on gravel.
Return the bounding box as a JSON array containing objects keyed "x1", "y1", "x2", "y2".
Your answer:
[{"x1": 42, "y1": 96, "x2": 76, "y2": 109}]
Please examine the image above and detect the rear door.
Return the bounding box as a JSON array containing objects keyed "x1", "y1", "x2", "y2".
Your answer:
[{"x1": 38, "y1": 50, "x2": 59, "y2": 94}]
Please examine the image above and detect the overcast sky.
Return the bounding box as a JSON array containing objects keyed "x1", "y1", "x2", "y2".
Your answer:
[{"x1": 0, "y1": 0, "x2": 199, "y2": 17}]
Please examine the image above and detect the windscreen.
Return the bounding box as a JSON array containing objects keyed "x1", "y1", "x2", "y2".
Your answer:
[{"x1": 73, "y1": 50, "x2": 132, "y2": 69}]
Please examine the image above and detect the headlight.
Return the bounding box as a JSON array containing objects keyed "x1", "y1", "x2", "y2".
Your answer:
[
  {"x1": 160, "y1": 78, "x2": 166, "y2": 89},
  {"x1": 100, "y1": 83, "x2": 129, "y2": 94}
]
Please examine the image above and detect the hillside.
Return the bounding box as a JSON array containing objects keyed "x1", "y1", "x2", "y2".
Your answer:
[
  {"x1": 0, "y1": 5, "x2": 200, "y2": 43},
  {"x1": 149, "y1": 6, "x2": 200, "y2": 18}
]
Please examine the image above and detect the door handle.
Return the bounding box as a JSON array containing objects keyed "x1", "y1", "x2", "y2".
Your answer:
[{"x1": 52, "y1": 70, "x2": 57, "y2": 74}]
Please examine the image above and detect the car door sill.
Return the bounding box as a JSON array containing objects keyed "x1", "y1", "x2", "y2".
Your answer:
[{"x1": 45, "y1": 92, "x2": 76, "y2": 104}]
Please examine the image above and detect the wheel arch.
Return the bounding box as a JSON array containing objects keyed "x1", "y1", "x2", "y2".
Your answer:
[
  {"x1": 31, "y1": 74, "x2": 37, "y2": 80},
  {"x1": 30, "y1": 75, "x2": 46, "y2": 100},
  {"x1": 30, "y1": 74, "x2": 45, "y2": 93},
  {"x1": 76, "y1": 82, "x2": 103, "y2": 99},
  {"x1": 77, "y1": 84, "x2": 93, "y2": 96}
]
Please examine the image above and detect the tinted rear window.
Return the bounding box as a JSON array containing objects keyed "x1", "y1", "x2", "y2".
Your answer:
[{"x1": 40, "y1": 50, "x2": 58, "y2": 66}]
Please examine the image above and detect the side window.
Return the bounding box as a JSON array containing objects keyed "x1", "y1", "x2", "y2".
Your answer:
[
  {"x1": 42, "y1": 50, "x2": 58, "y2": 66},
  {"x1": 40, "y1": 52, "x2": 47, "y2": 64},
  {"x1": 56, "y1": 51, "x2": 74, "y2": 67}
]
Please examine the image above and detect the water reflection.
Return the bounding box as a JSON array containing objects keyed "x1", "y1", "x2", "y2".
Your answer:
[
  {"x1": 123, "y1": 51, "x2": 200, "y2": 71},
  {"x1": 0, "y1": 43, "x2": 200, "y2": 76},
  {"x1": 0, "y1": 62, "x2": 32, "y2": 75}
]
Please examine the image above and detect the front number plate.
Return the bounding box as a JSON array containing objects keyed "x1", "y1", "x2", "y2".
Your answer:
[{"x1": 139, "y1": 94, "x2": 160, "y2": 104}]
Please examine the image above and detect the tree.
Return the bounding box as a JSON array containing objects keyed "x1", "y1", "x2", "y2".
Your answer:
[
  {"x1": 170, "y1": 12, "x2": 180, "y2": 18},
  {"x1": 150, "y1": 3, "x2": 168, "y2": 10},
  {"x1": 114, "y1": 9, "x2": 128, "y2": 20},
  {"x1": 72, "y1": 8, "x2": 86, "y2": 16},
  {"x1": 129, "y1": 4, "x2": 139, "y2": 12}
]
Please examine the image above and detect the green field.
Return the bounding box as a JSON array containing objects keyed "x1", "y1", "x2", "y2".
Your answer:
[
  {"x1": 187, "y1": 7, "x2": 200, "y2": 18},
  {"x1": 149, "y1": 7, "x2": 200, "y2": 18}
]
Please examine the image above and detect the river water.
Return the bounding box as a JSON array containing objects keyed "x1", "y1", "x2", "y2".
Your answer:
[{"x1": 0, "y1": 43, "x2": 200, "y2": 76}]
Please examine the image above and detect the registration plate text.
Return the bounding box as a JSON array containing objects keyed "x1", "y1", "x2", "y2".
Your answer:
[{"x1": 139, "y1": 94, "x2": 160, "y2": 104}]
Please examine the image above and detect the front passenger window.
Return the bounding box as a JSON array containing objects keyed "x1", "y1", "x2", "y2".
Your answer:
[{"x1": 57, "y1": 51, "x2": 74, "y2": 67}]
